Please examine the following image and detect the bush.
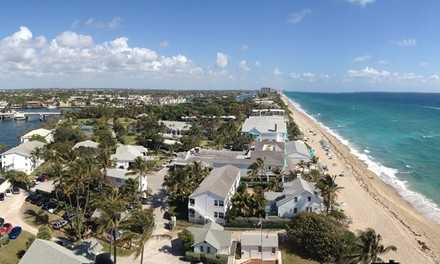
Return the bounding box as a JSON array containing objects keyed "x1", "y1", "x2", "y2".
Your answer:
[
  {"x1": 184, "y1": 251, "x2": 228, "y2": 264},
  {"x1": 178, "y1": 229, "x2": 194, "y2": 252},
  {"x1": 226, "y1": 217, "x2": 289, "y2": 229}
]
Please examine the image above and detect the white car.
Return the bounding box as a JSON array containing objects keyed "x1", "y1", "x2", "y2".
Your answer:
[{"x1": 52, "y1": 219, "x2": 68, "y2": 229}]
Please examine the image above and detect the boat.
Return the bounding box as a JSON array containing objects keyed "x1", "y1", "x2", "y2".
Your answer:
[
  {"x1": 13, "y1": 111, "x2": 28, "y2": 121},
  {"x1": 46, "y1": 105, "x2": 57, "y2": 110}
]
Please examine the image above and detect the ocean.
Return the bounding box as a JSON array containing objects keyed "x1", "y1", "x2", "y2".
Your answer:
[{"x1": 284, "y1": 91, "x2": 440, "y2": 224}]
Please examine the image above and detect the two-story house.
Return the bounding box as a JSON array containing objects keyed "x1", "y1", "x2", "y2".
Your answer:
[
  {"x1": 265, "y1": 177, "x2": 322, "y2": 218},
  {"x1": 106, "y1": 144, "x2": 149, "y2": 195},
  {"x1": 241, "y1": 116, "x2": 287, "y2": 142},
  {"x1": 1, "y1": 141, "x2": 45, "y2": 175},
  {"x1": 188, "y1": 165, "x2": 241, "y2": 225},
  {"x1": 20, "y1": 128, "x2": 54, "y2": 144}
]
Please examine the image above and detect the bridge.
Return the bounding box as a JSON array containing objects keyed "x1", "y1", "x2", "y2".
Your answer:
[{"x1": 0, "y1": 111, "x2": 62, "y2": 121}]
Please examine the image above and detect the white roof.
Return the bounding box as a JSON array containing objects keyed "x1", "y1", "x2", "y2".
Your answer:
[
  {"x1": 160, "y1": 120, "x2": 191, "y2": 131},
  {"x1": 111, "y1": 144, "x2": 148, "y2": 162},
  {"x1": 20, "y1": 128, "x2": 52, "y2": 139},
  {"x1": 241, "y1": 232, "x2": 278, "y2": 247},
  {"x1": 106, "y1": 168, "x2": 138, "y2": 180},
  {"x1": 190, "y1": 165, "x2": 240, "y2": 199},
  {"x1": 241, "y1": 116, "x2": 287, "y2": 134},
  {"x1": 72, "y1": 140, "x2": 99, "y2": 149},
  {"x1": 2, "y1": 141, "x2": 45, "y2": 157}
]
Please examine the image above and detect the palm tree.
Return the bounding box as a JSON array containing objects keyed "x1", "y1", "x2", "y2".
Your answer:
[
  {"x1": 247, "y1": 158, "x2": 265, "y2": 182},
  {"x1": 127, "y1": 157, "x2": 155, "y2": 200},
  {"x1": 4, "y1": 169, "x2": 28, "y2": 186},
  {"x1": 348, "y1": 228, "x2": 397, "y2": 263},
  {"x1": 316, "y1": 174, "x2": 344, "y2": 215},
  {"x1": 95, "y1": 188, "x2": 127, "y2": 264}
]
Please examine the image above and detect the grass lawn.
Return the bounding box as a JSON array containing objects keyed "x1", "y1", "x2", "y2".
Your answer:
[
  {"x1": 122, "y1": 134, "x2": 137, "y2": 145},
  {"x1": 279, "y1": 239, "x2": 319, "y2": 264},
  {"x1": 0, "y1": 231, "x2": 35, "y2": 264}
]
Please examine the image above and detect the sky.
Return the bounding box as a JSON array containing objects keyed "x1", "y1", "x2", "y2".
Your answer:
[{"x1": 1, "y1": 0, "x2": 440, "y2": 92}]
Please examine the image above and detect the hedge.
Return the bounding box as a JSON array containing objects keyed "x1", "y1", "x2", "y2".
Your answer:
[
  {"x1": 0, "y1": 235, "x2": 10, "y2": 247},
  {"x1": 185, "y1": 251, "x2": 228, "y2": 264},
  {"x1": 225, "y1": 217, "x2": 289, "y2": 229}
]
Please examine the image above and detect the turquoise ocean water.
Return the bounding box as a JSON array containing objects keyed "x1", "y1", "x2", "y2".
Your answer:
[{"x1": 284, "y1": 92, "x2": 440, "y2": 224}]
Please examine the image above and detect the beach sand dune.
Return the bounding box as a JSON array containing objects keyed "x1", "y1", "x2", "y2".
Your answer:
[{"x1": 281, "y1": 94, "x2": 440, "y2": 264}]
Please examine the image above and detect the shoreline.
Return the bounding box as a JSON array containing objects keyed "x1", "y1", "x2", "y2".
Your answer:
[{"x1": 281, "y1": 93, "x2": 440, "y2": 264}]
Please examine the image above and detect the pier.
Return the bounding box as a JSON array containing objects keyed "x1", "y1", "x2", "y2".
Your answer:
[{"x1": 0, "y1": 111, "x2": 62, "y2": 121}]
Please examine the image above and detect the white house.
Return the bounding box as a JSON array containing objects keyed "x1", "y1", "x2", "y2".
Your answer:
[
  {"x1": 284, "y1": 140, "x2": 312, "y2": 164},
  {"x1": 19, "y1": 239, "x2": 90, "y2": 264},
  {"x1": 187, "y1": 222, "x2": 232, "y2": 256},
  {"x1": 72, "y1": 140, "x2": 99, "y2": 150},
  {"x1": 241, "y1": 232, "x2": 279, "y2": 263},
  {"x1": 265, "y1": 177, "x2": 322, "y2": 218},
  {"x1": 188, "y1": 165, "x2": 241, "y2": 225},
  {"x1": 159, "y1": 120, "x2": 191, "y2": 138},
  {"x1": 20, "y1": 128, "x2": 54, "y2": 144},
  {"x1": 241, "y1": 116, "x2": 287, "y2": 142},
  {"x1": 1, "y1": 141, "x2": 45, "y2": 175},
  {"x1": 106, "y1": 144, "x2": 149, "y2": 195}
]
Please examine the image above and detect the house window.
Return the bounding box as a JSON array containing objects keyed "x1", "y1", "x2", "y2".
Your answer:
[
  {"x1": 294, "y1": 208, "x2": 297, "y2": 214},
  {"x1": 214, "y1": 212, "x2": 218, "y2": 218},
  {"x1": 189, "y1": 198, "x2": 195, "y2": 205},
  {"x1": 214, "y1": 200, "x2": 224, "y2": 207},
  {"x1": 115, "y1": 178, "x2": 122, "y2": 183},
  {"x1": 258, "y1": 246, "x2": 262, "y2": 253},
  {"x1": 200, "y1": 246, "x2": 204, "y2": 252},
  {"x1": 308, "y1": 196, "x2": 311, "y2": 202},
  {"x1": 272, "y1": 247, "x2": 276, "y2": 254},
  {"x1": 207, "y1": 246, "x2": 211, "y2": 254},
  {"x1": 294, "y1": 197, "x2": 298, "y2": 202},
  {"x1": 189, "y1": 209, "x2": 195, "y2": 218},
  {"x1": 218, "y1": 212, "x2": 224, "y2": 219}
]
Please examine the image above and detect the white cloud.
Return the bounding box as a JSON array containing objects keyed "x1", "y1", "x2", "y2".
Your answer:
[
  {"x1": 346, "y1": 67, "x2": 391, "y2": 78},
  {"x1": 352, "y1": 55, "x2": 371, "y2": 63},
  {"x1": 255, "y1": 61, "x2": 261, "y2": 67},
  {"x1": 420, "y1": 62, "x2": 428, "y2": 66},
  {"x1": 273, "y1": 68, "x2": 282, "y2": 76},
  {"x1": 287, "y1": 9, "x2": 313, "y2": 24},
  {"x1": 54, "y1": 31, "x2": 94, "y2": 48},
  {"x1": 290, "y1": 73, "x2": 301, "y2": 79},
  {"x1": 238, "y1": 60, "x2": 249, "y2": 72},
  {"x1": 377, "y1": 60, "x2": 388, "y2": 65},
  {"x1": 86, "y1": 17, "x2": 122, "y2": 29},
  {"x1": 394, "y1": 38, "x2": 417, "y2": 47},
  {"x1": 216, "y1": 52, "x2": 228, "y2": 68},
  {"x1": 241, "y1": 44, "x2": 248, "y2": 50},
  {"x1": 346, "y1": 0, "x2": 375, "y2": 7},
  {"x1": 159, "y1": 41, "x2": 170, "y2": 48},
  {"x1": 303, "y1": 72, "x2": 315, "y2": 78},
  {"x1": 71, "y1": 20, "x2": 80, "y2": 29},
  {"x1": 320, "y1": 74, "x2": 330, "y2": 79}
]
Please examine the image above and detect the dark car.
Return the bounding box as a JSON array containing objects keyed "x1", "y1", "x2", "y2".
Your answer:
[
  {"x1": 63, "y1": 211, "x2": 77, "y2": 221},
  {"x1": 35, "y1": 197, "x2": 49, "y2": 207},
  {"x1": 0, "y1": 193, "x2": 4, "y2": 201},
  {"x1": 12, "y1": 186, "x2": 20, "y2": 194},
  {"x1": 37, "y1": 175, "x2": 49, "y2": 182},
  {"x1": 8, "y1": 226, "x2": 22, "y2": 239},
  {"x1": 0, "y1": 217, "x2": 4, "y2": 227},
  {"x1": 25, "y1": 193, "x2": 40, "y2": 203}
]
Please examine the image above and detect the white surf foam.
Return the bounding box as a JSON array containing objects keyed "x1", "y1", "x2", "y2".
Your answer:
[{"x1": 284, "y1": 94, "x2": 440, "y2": 224}]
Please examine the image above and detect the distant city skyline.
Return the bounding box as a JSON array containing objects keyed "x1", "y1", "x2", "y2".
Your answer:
[{"x1": 1, "y1": 0, "x2": 440, "y2": 92}]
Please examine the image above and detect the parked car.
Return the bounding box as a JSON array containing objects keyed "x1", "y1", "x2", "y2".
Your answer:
[
  {"x1": 8, "y1": 226, "x2": 22, "y2": 239},
  {"x1": 12, "y1": 186, "x2": 20, "y2": 194},
  {"x1": 5, "y1": 189, "x2": 12, "y2": 197},
  {"x1": 0, "y1": 223, "x2": 12, "y2": 234},
  {"x1": 43, "y1": 202, "x2": 60, "y2": 213},
  {"x1": 0, "y1": 193, "x2": 4, "y2": 201},
  {"x1": 52, "y1": 219, "x2": 68, "y2": 229},
  {"x1": 37, "y1": 175, "x2": 49, "y2": 182},
  {"x1": 0, "y1": 217, "x2": 4, "y2": 227},
  {"x1": 26, "y1": 193, "x2": 40, "y2": 203},
  {"x1": 35, "y1": 197, "x2": 49, "y2": 207}
]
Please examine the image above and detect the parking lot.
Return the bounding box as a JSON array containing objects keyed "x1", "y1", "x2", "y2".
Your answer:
[{"x1": 0, "y1": 189, "x2": 38, "y2": 235}]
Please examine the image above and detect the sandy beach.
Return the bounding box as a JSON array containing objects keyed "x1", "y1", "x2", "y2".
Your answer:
[{"x1": 281, "y1": 94, "x2": 440, "y2": 264}]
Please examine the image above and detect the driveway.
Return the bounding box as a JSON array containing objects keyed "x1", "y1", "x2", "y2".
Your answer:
[
  {"x1": 118, "y1": 167, "x2": 186, "y2": 264},
  {"x1": 0, "y1": 190, "x2": 38, "y2": 235}
]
